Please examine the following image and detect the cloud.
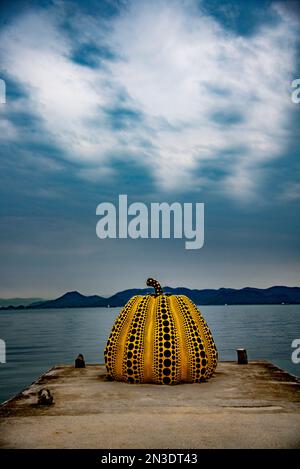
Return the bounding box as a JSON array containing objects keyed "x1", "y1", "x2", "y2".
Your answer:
[
  {"x1": 281, "y1": 182, "x2": 300, "y2": 201},
  {"x1": 0, "y1": 0, "x2": 298, "y2": 200}
]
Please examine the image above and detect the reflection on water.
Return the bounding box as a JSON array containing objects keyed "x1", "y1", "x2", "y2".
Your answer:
[{"x1": 0, "y1": 304, "x2": 299, "y2": 403}]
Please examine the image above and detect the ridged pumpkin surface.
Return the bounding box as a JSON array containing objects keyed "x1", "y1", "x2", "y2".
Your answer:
[{"x1": 105, "y1": 282, "x2": 218, "y2": 384}]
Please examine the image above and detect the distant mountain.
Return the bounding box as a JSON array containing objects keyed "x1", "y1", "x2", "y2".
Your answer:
[
  {"x1": 0, "y1": 297, "x2": 45, "y2": 307},
  {"x1": 31, "y1": 291, "x2": 107, "y2": 309},
  {"x1": 105, "y1": 286, "x2": 300, "y2": 307},
  {"x1": 1, "y1": 286, "x2": 300, "y2": 310}
]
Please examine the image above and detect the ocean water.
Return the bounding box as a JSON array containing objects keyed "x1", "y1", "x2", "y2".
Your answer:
[{"x1": 0, "y1": 304, "x2": 299, "y2": 404}]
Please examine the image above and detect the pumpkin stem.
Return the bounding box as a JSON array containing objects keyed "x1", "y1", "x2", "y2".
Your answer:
[{"x1": 146, "y1": 278, "x2": 164, "y2": 296}]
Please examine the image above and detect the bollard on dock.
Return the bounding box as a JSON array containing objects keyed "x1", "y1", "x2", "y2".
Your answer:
[
  {"x1": 236, "y1": 348, "x2": 248, "y2": 364},
  {"x1": 75, "y1": 354, "x2": 86, "y2": 368}
]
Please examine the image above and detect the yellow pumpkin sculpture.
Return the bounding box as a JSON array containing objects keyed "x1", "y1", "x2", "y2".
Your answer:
[{"x1": 104, "y1": 278, "x2": 218, "y2": 384}]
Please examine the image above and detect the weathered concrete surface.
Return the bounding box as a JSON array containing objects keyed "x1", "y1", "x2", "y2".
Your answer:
[{"x1": 0, "y1": 362, "x2": 299, "y2": 449}]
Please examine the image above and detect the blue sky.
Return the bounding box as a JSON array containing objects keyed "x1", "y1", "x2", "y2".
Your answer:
[{"x1": 0, "y1": 0, "x2": 299, "y2": 297}]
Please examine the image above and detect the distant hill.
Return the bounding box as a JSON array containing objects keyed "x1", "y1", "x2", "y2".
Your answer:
[
  {"x1": 1, "y1": 286, "x2": 300, "y2": 310},
  {"x1": 0, "y1": 297, "x2": 45, "y2": 307},
  {"x1": 32, "y1": 291, "x2": 107, "y2": 309},
  {"x1": 104, "y1": 286, "x2": 300, "y2": 307}
]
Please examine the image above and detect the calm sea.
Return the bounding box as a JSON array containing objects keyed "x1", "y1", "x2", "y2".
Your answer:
[{"x1": 0, "y1": 305, "x2": 299, "y2": 404}]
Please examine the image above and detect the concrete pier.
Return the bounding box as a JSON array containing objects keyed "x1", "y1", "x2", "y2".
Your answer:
[{"x1": 0, "y1": 361, "x2": 299, "y2": 449}]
